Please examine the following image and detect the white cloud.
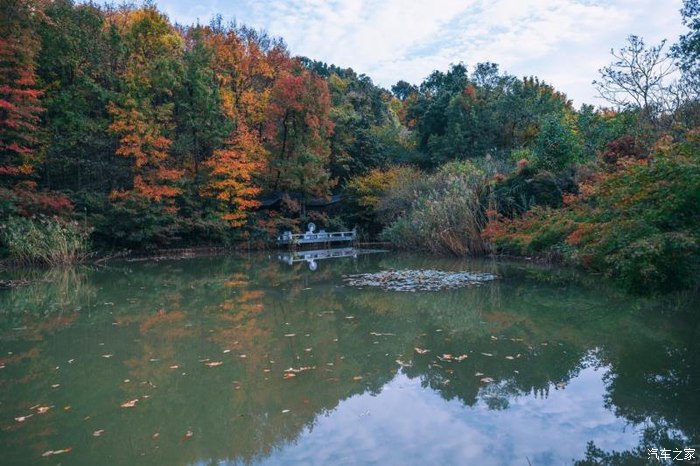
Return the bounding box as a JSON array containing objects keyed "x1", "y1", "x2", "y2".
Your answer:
[{"x1": 157, "y1": 0, "x2": 686, "y2": 106}]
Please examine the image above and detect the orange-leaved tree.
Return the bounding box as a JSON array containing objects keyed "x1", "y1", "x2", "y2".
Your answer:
[
  {"x1": 106, "y1": 6, "x2": 183, "y2": 208},
  {"x1": 204, "y1": 124, "x2": 265, "y2": 227}
]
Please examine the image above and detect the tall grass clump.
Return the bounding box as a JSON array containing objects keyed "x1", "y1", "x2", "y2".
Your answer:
[
  {"x1": 0, "y1": 215, "x2": 91, "y2": 266},
  {"x1": 381, "y1": 161, "x2": 492, "y2": 255}
]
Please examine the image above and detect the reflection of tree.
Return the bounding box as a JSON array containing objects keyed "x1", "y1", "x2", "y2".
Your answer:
[{"x1": 575, "y1": 313, "x2": 700, "y2": 465}]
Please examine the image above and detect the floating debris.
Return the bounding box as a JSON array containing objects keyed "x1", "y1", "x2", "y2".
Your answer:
[
  {"x1": 120, "y1": 399, "x2": 139, "y2": 408},
  {"x1": 343, "y1": 269, "x2": 497, "y2": 292},
  {"x1": 42, "y1": 448, "x2": 72, "y2": 457}
]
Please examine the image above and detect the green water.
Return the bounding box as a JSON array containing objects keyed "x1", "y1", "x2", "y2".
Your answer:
[{"x1": 0, "y1": 252, "x2": 698, "y2": 465}]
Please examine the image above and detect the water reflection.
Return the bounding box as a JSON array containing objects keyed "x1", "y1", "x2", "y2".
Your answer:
[
  {"x1": 0, "y1": 253, "x2": 697, "y2": 466},
  {"x1": 277, "y1": 247, "x2": 384, "y2": 271}
]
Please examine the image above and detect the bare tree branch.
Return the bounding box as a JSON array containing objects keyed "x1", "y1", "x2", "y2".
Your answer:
[{"x1": 593, "y1": 35, "x2": 678, "y2": 115}]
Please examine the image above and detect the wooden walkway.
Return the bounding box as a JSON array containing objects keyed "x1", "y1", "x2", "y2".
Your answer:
[{"x1": 276, "y1": 223, "x2": 356, "y2": 246}]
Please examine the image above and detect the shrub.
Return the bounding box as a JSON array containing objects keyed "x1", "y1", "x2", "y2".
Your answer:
[{"x1": 485, "y1": 129, "x2": 700, "y2": 294}]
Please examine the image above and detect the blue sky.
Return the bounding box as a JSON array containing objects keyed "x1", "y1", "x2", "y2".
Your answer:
[{"x1": 152, "y1": 0, "x2": 685, "y2": 107}]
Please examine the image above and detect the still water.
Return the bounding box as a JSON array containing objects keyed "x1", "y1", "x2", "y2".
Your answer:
[{"x1": 0, "y1": 252, "x2": 698, "y2": 465}]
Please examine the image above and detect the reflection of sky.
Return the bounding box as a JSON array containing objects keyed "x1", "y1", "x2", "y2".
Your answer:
[{"x1": 254, "y1": 366, "x2": 640, "y2": 466}]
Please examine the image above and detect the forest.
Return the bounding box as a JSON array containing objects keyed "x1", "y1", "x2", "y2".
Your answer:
[{"x1": 1, "y1": 0, "x2": 699, "y2": 295}]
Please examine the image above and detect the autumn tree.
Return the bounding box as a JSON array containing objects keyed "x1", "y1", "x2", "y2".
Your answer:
[
  {"x1": 0, "y1": 0, "x2": 45, "y2": 188},
  {"x1": 106, "y1": 6, "x2": 183, "y2": 206},
  {"x1": 204, "y1": 124, "x2": 264, "y2": 227},
  {"x1": 266, "y1": 61, "x2": 334, "y2": 208}
]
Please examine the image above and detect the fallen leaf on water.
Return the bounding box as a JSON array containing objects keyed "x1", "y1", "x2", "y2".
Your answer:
[
  {"x1": 480, "y1": 377, "x2": 495, "y2": 383},
  {"x1": 283, "y1": 373, "x2": 296, "y2": 380},
  {"x1": 474, "y1": 372, "x2": 484, "y2": 377},
  {"x1": 239, "y1": 354, "x2": 247, "y2": 359},
  {"x1": 455, "y1": 354, "x2": 469, "y2": 361},
  {"x1": 51, "y1": 384, "x2": 60, "y2": 388},
  {"x1": 284, "y1": 333, "x2": 296, "y2": 337},
  {"x1": 438, "y1": 354, "x2": 453, "y2": 361},
  {"x1": 369, "y1": 332, "x2": 395, "y2": 336},
  {"x1": 481, "y1": 353, "x2": 493, "y2": 357},
  {"x1": 15, "y1": 414, "x2": 33, "y2": 422},
  {"x1": 395, "y1": 359, "x2": 412, "y2": 368},
  {"x1": 414, "y1": 347, "x2": 430, "y2": 355},
  {"x1": 102, "y1": 354, "x2": 113, "y2": 358},
  {"x1": 93, "y1": 430, "x2": 104, "y2": 437},
  {"x1": 304, "y1": 348, "x2": 312, "y2": 352},
  {"x1": 505, "y1": 356, "x2": 514, "y2": 360},
  {"x1": 281, "y1": 409, "x2": 290, "y2": 413},
  {"x1": 41, "y1": 448, "x2": 72, "y2": 457},
  {"x1": 68, "y1": 359, "x2": 75, "y2": 364},
  {"x1": 284, "y1": 366, "x2": 316, "y2": 374},
  {"x1": 120, "y1": 399, "x2": 138, "y2": 408},
  {"x1": 152, "y1": 432, "x2": 160, "y2": 440},
  {"x1": 63, "y1": 406, "x2": 71, "y2": 411},
  {"x1": 223, "y1": 349, "x2": 231, "y2": 354},
  {"x1": 181, "y1": 430, "x2": 193, "y2": 442},
  {"x1": 36, "y1": 406, "x2": 51, "y2": 414},
  {"x1": 352, "y1": 376, "x2": 363, "y2": 381},
  {"x1": 490, "y1": 336, "x2": 498, "y2": 340},
  {"x1": 169, "y1": 365, "x2": 179, "y2": 369},
  {"x1": 205, "y1": 361, "x2": 223, "y2": 367},
  {"x1": 149, "y1": 358, "x2": 159, "y2": 362}
]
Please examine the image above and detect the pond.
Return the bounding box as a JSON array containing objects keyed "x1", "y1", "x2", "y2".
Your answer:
[{"x1": 0, "y1": 252, "x2": 698, "y2": 465}]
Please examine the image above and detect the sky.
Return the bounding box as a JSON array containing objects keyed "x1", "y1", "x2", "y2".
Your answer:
[{"x1": 152, "y1": 0, "x2": 686, "y2": 107}]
